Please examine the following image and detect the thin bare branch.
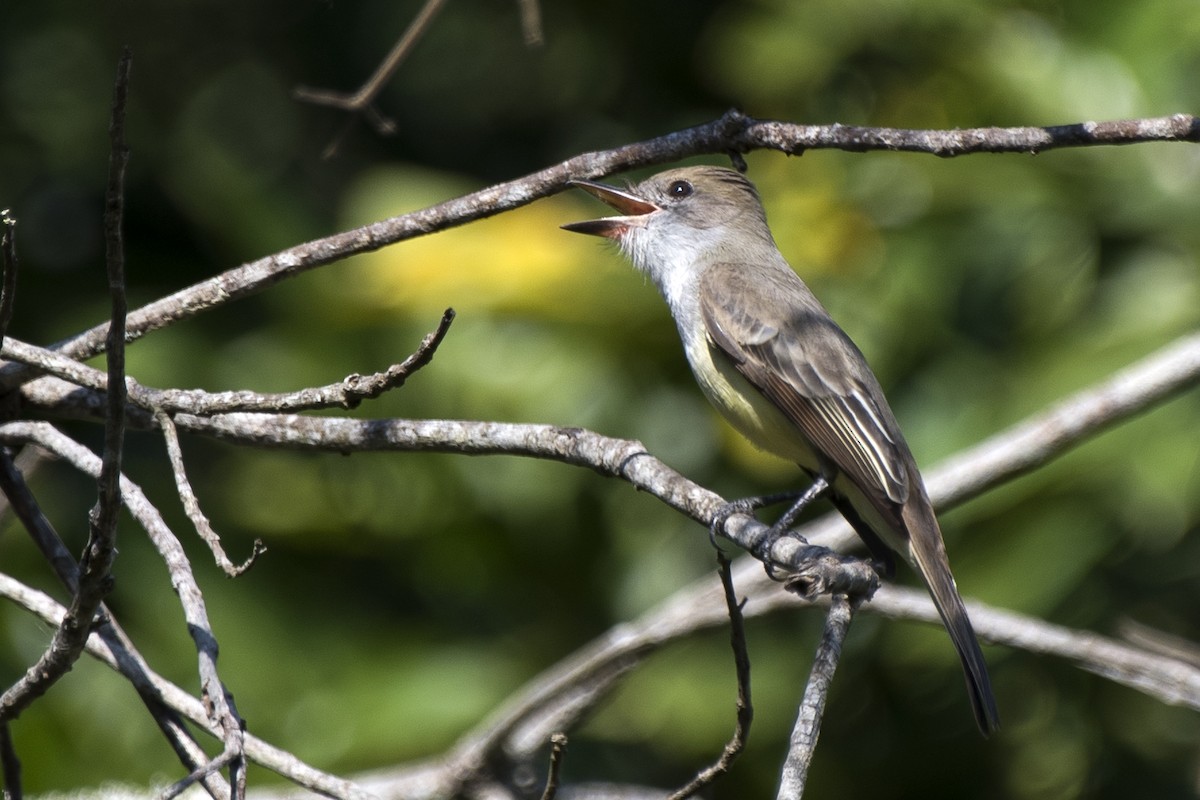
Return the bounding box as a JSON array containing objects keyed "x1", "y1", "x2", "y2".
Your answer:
[
  {"x1": 0, "y1": 572, "x2": 378, "y2": 800},
  {"x1": 863, "y1": 586, "x2": 1200, "y2": 711},
  {"x1": 158, "y1": 411, "x2": 266, "y2": 576},
  {"x1": 745, "y1": 114, "x2": 1200, "y2": 156},
  {"x1": 537, "y1": 733, "x2": 568, "y2": 800},
  {"x1": 2, "y1": 111, "x2": 1195, "y2": 393},
  {"x1": 87, "y1": 38, "x2": 130, "y2": 581},
  {"x1": 0, "y1": 422, "x2": 247, "y2": 793},
  {"x1": 0, "y1": 210, "x2": 18, "y2": 346},
  {"x1": 0, "y1": 306, "x2": 454, "y2": 417},
  {"x1": 667, "y1": 552, "x2": 753, "y2": 800},
  {"x1": 295, "y1": 0, "x2": 449, "y2": 112},
  {"x1": 294, "y1": 0, "x2": 448, "y2": 157},
  {"x1": 928, "y1": 332, "x2": 1200, "y2": 512},
  {"x1": 776, "y1": 594, "x2": 857, "y2": 800},
  {"x1": 0, "y1": 48, "x2": 133, "y2": 725}
]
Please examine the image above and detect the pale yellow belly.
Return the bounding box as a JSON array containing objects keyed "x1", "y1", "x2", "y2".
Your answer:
[{"x1": 686, "y1": 337, "x2": 821, "y2": 470}]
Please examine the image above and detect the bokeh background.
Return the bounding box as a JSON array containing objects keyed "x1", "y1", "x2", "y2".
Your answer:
[{"x1": 2, "y1": 1, "x2": 1199, "y2": 797}]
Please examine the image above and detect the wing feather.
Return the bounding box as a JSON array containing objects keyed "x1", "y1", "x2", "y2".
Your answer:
[{"x1": 699, "y1": 261, "x2": 910, "y2": 508}]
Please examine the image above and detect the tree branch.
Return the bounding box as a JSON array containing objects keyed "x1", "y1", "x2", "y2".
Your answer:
[
  {"x1": 0, "y1": 210, "x2": 18, "y2": 347},
  {"x1": 0, "y1": 449, "x2": 232, "y2": 800},
  {"x1": 1, "y1": 111, "x2": 1195, "y2": 393},
  {"x1": 0, "y1": 48, "x2": 133, "y2": 725},
  {"x1": 776, "y1": 594, "x2": 857, "y2": 800},
  {"x1": 667, "y1": 552, "x2": 753, "y2": 800},
  {"x1": 294, "y1": 0, "x2": 449, "y2": 113},
  {"x1": 0, "y1": 422, "x2": 247, "y2": 795},
  {"x1": 158, "y1": 411, "x2": 266, "y2": 576},
  {"x1": 0, "y1": 307, "x2": 454, "y2": 416},
  {"x1": 0, "y1": 572, "x2": 378, "y2": 800}
]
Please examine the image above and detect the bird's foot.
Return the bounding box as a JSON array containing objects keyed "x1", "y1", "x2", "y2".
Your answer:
[{"x1": 708, "y1": 491, "x2": 803, "y2": 549}]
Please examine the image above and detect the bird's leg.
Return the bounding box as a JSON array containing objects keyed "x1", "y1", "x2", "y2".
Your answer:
[
  {"x1": 751, "y1": 474, "x2": 830, "y2": 573},
  {"x1": 709, "y1": 489, "x2": 806, "y2": 548},
  {"x1": 709, "y1": 475, "x2": 832, "y2": 574}
]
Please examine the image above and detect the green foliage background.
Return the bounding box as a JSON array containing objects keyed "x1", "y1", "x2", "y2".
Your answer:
[{"x1": 1, "y1": 1, "x2": 1199, "y2": 797}]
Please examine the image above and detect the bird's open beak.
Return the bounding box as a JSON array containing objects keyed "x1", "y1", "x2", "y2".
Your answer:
[{"x1": 561, "y1": 179, "x2": 659, "y2": 239}]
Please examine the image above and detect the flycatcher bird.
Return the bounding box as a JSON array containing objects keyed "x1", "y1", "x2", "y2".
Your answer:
[{"x1": 562, "y1": 165, "x2": 1000, "y2": 735}]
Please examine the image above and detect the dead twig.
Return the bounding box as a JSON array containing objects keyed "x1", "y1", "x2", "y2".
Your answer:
[
  {"x1": 295, "y1": 0, "x2": 449, "y2": 158},
  {"x1": 158, "y1": 411, "x2": 266, "y2": 576},
  {"x1": 537, "y1": 733, "x2": 568, "y2": 800},
  {"x1": 0, "y1": 449, "x2": 231, "y2": 799},
  {"x1": 0, "y1": 210, "x2": 17, "y2": 346},
  {"x1": 667, "y1": 552, "x2": 753, "y2": 799},
  {"x1": 776, "y1": 594, "x2": 858, "y2": 800},
  {"x1": 0, "y1": 47, "x2": 133, "y2": 725},
  {"x1": 0, "y1": 307, "x2": 454, "y2": 416},
  {"x1": 2, "y1": 111, "x2": 1196, "y2": 395}
]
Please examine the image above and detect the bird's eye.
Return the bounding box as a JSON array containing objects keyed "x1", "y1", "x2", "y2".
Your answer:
[{"x1": 668, "y1": 180, "x2": 693, "y2": 199}]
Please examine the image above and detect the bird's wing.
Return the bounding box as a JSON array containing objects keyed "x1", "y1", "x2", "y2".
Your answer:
[{"x1": 699, "y1": 260, "x2": 910, "y2": 508}]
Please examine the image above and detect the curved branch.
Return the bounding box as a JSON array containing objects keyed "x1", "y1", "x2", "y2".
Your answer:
[
  {"x1": 0, "y1": 422, "x2": 247, "y2": 792},
  {"x1": 0, "y1": 573, "x2": 378, "y2": 800},
  {"x1": 17, "y1": 331, "x2": 1200, "y2": 598},
  {"x1": 2, "y1": 111, "x2": 1195, "y2": 392},
  {"x1": 1, "y1": 304, "x2": 453, "y2": 417}
]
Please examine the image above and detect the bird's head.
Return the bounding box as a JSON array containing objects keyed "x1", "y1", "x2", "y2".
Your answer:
[{"x1": 562, "y1": 166, "x2": 775, "y2": 279}]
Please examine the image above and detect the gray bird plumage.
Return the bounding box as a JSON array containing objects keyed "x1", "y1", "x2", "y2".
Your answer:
[{"x1": 564, "y1": 165, "x2": 1000, "y2": 735}]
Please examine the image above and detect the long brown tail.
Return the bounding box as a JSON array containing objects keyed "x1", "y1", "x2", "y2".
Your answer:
[{"x1": 902, "y1": 495, "x2": 1001, "y2": 736}]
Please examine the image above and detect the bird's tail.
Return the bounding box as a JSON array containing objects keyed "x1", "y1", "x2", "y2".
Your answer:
[{"x1": 902, "y1": 495, "x2": 1001, "y2": 737}]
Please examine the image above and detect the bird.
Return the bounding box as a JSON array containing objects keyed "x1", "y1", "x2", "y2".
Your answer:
[{"x1": 562, "y1": 165, "x2": 1000, "y2": 735}]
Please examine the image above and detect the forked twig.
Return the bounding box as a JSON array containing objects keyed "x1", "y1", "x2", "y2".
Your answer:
[{"x1": 295, "y1": 0, "x2": 449, "y2": 158}]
